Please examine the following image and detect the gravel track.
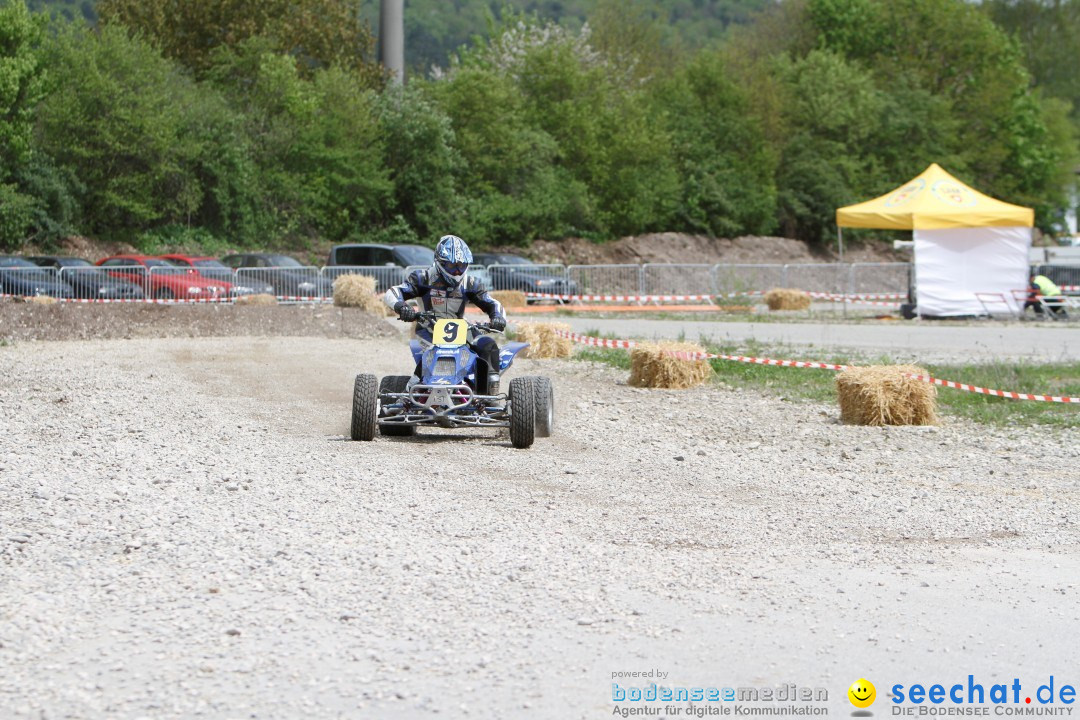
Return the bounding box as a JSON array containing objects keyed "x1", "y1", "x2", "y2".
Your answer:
[{"x1": 1, "y1": 332, "x2": 1078, "y2": 718}]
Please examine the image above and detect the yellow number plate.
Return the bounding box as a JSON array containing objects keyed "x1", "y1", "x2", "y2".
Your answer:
[{"x1": 433, "y1": 318, "x2": 467, "y2": 346}]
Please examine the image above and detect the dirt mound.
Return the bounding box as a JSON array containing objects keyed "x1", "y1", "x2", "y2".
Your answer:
[
  {"x1": 0, "y1": 301, "x2": 396, "y2": 342},
  {"x1": 13, "y1": 231, "x2": 902, "y2": 268},
  {"x1": 519, "y1": 233, "x2": 901, "y2": 266}
]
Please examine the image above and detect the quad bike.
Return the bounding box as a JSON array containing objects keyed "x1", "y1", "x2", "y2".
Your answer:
[{"x1": 350, "y1": 312, "x2": 554, "y2": 449}]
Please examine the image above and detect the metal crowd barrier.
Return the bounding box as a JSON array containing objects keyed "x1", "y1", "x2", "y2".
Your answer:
[
  {"x1": 0, "y1": 266, "x2": 70, "y2": 298},
  {"x1": 712, "y1": 264, "x2": 786, "y2": 296},
  {"x1": 5, "y1": 260, "x2": 928, "y2": 304},
  {"x1": 783, "y1": 263, "x2": 850, "y2": 295},
  {"x1": 566, "y1": 264, "x2": 642, "y2": 295},
  {"x1": 58, "y1": 265, "x2": 147, "y2": 300},
  {"x1": 93, "y1": 265, "x2": 151, "y2": 297},
  {"x1": 1034, "y1": 264, "x2": 1080, "y2": 293},
  {"x1": 235, "y1": 267, "x2": 329, "y2": 302},
  {"x1": 146, "y1": 265, "x2": 230, "y2": 301},
  {"x1": 485, "y1": 263, "x2": 574, "y2": 294},
  {"x1": 642, "y1": 264, "x2": 716, "y2": 295},
  {"x1": 321, "y1": 265, "x2": 410, "y2": 294}
]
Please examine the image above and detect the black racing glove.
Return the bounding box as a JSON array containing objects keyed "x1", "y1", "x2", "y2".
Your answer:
[
  {"x1": 488, "y1": 315, "x2": 506, "y2": 332},
  {"x1": 394, "y1": 302, "x2": 419, "y2": 322}
]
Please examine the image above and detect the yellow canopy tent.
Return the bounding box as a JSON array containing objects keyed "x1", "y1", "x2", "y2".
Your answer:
[
  {"x1": 836, "y1": 163, "x2": 1033, "y2": 231},
  {"x1": 836, "y1": 164, "x2": 1034, "y2": 317}
]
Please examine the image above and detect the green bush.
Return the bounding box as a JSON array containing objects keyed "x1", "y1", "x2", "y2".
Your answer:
[
  {"x1": 0, "y1": 183, "x2": 37, "y2": 249},
  {"x1": 36, "y1": 25, "x2": 237, "y2": 238}
]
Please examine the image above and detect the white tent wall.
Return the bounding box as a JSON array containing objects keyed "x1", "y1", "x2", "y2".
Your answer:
[{"x1": 913, "y1": 226, "x2": 1032, "y2": 317}]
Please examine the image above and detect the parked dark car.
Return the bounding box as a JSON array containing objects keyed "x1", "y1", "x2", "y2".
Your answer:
[
  {"x1": 219, "y1": 253, "x2": 332, "y2": 297},
  {"x1": 0, "y1": 256, "x2": 74, "y2": 298},
  {"x1": 325, "y1": 243, "x2": 435, "y2": 291},
  {"x1": 471, "y1": 252, "x2": 578, "y2": 296},
  {"x1": 158, "y1": 255, "x2": 275, "y2": 297},
  {"x1": 29, "y1": 256, "x2": 145, "y2": 300},
  {"x1": 327, "y1": 243, "x2": 434, "y2": 268}
]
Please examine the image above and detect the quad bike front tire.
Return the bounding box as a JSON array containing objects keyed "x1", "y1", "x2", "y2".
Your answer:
[
  {"x1": 535, "y1": 376, "x2": 554, "y2": 438},
  {"x1": 524, "y1": 376, "x2": 554, "y2": 438},
  {"x1": 350, "y1": 373, "x2": 378, "y2": 441},
  {"x1": 378, "y1": 375, "x2": 416, "y2": 437},
  {"x1": 509, "y1": 377, "x2": 536, "y2": 449}
]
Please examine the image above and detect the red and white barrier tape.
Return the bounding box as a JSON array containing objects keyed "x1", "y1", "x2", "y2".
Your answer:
[
  {"x1": 555, "y1": 329, "x2": 1079, "y2": 404},
  {"x1": 806, "y1": 292, "x2": 903, "y2": 306},
  {"x1": 524, "y1": 290, "x2": 904, "y2": 306},
  {"x1": 62, "y1": 297, "x2": 234, "y2": 304},
  {"x1": 1, "y1": 294, "x2": 333, "y2": 304},
  {"x1": 525, "y1": 292, "x2": 748, "y2": 303},
  {"x1": 907, "y1": 374, "x2": 1078, "y2": 403}
]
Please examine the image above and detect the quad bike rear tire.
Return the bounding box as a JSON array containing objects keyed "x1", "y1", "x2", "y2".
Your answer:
[
  {"x1": 350, "y1": 373, "x2": 378, "y2": 441},
  {"x1": 526, "y1": 376, "x2": 554, "y2": 438},
  {"x1": 378, "y1": 375, "x2": 416, "y2": 437},
  {"x1": 509, "y1": 377, "x2": 536, "y2": 449}
]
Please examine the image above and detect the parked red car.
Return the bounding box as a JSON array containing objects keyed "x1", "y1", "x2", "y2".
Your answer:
[
  {"x1": 157, "y1": 254, "x2": 274, "y2": 297},
  {"x1": 96, "y1": 255, "x2": 233, "y2": 300}
]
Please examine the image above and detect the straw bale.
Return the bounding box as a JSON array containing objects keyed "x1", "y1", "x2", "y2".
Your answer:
[
  {"x1": 333, "y1": 274, "x2": 386, "y2": 315},
  {"x1": 517, "y1": 321, "x2": 573, "y2": 359},
  {"x1": 491, "y1": 290, "x2": 527, "y2": 308},
  {"x1": 764, "y1": 288, "x2": 811, "y2": 311},
  {"x1": 836, "y1": 365, "x2": 938, "y2": 426},
  {"x1": 629, "y1": 341, "x2": 713, "y2": 390},
  {"x1": 234, "y1": 293, "x2": 277, "y2": 306}
]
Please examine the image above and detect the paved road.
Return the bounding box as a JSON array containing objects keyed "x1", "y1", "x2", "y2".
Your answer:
[{"x1": 551, "y1": 316, "x2": 1080, "y2": 363}]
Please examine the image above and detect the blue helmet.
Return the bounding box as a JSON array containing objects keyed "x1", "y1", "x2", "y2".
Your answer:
[{"x1": 434, "y1": 234, "x2": 472, "y2": 287}]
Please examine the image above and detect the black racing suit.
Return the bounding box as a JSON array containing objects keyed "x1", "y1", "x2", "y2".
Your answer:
[{"x1": 383, "y1": 266, "x2": 507, "y2": 393}]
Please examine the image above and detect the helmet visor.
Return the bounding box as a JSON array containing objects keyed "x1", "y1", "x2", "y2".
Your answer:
[{"x1": 441, "y1": 261, "x2": 469, "y2": 276}]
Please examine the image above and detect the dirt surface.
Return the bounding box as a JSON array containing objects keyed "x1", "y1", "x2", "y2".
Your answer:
[
  {"x1": 0, "y1": 300, "x2": 395, "y2": 342},
  {"x1": 519, "y1": 233, "x2": 902, "y2": 266},
  {"x1": 1, "y1": 331, "x2": 1076, "y2": 718}
]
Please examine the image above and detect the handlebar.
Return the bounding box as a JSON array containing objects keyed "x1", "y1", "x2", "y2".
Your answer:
[{"x1": 414, "y1": 310, "x2": 504, "y2": 335}]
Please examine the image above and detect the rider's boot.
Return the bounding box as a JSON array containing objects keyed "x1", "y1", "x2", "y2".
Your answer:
[
  {"x1": 487, "y1": 372, "x2": 501, "y2": 405},
  {"x1": 406, "y1": 374, "x2": 420, "y2": 391}
]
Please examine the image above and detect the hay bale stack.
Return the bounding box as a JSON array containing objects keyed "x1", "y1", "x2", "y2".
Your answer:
[
  {"x1": 629, "y1": 342, "x2": 713, "y2": 390},
  {"x1": 333, "y1": 274, "x2": 385, "y2": 315},
  {"x1": 491, "y1": 290, "x2": 527, "y2": 308},
  {"x1": 764, "y1": 288, "x2": 811, "y2": 311},
  {"x1": 517, "y1": 321, "x2": 573, "y2": 359},
  {"x1": 836, "y1": 365, "x2": 938, "y2": 426},
  {"x1": 234, "y1": 293, "x2": 277, "y2": 306},
  {"x1": 17, "y1": 295, "x2": 58, "y2": 305}
]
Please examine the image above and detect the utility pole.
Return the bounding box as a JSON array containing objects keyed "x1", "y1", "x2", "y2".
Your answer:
[{"x1": 379, "y1": 0, "x2": 404, "y2": 84}]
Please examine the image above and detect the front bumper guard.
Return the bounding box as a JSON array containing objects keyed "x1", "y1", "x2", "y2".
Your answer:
[{"x1": 379, "y1": 384, "x2": 509, "y2": 428}]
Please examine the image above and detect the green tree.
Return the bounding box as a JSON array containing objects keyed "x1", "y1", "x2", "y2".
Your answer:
[
  {"x1": 0, "y1": 0, "x2": 45, "y2": 170},
  {"x1": 774, "y1": 49, "x2": 883, "y2": 242},
  {"x1": 208, "y1": 40, "x2": 391, "y2": 244},
  {"x1": 648, "y1": 51, "x2": 778, "y2": 237},
  {"x1": 0, "y1": 0, "x2": 47, "y2": 247},
  {"x1": 98, "y1": 0, "x2": 384, "y2": 86},
  {"x1": 429, "y1": 65, "x2": 587, "y2": 245},
  {"x1": 782, "y1": 0, "x2": 1075, "y2": 234},
  {"x1": 35, "y1": 24, "x2": 259, "y2": 243}
]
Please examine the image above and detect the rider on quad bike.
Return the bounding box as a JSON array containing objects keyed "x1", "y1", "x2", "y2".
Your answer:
[{"x1": 383, "y1": 235, "x2": 507, "y2": 394}]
